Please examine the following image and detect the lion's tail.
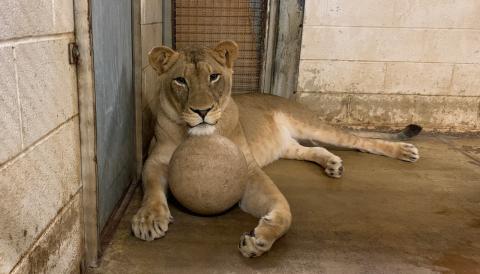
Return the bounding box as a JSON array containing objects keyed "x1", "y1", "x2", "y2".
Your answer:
[{"x1": 348, "y1": 124, "x2": 422, "y2": 140}]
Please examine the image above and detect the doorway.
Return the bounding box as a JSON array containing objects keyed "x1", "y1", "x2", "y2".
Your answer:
[
  {"x1": 171, "y1": 0, "x2": 304, "y2": 97},
  {"x1": 173, "y1": 0, "x2": 267, "y2": 93}
]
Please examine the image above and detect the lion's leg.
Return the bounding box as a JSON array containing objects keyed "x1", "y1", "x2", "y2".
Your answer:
[
  {"x1": 281, "y1": 115, "x2": 419, "y2": 162},
  {"x1": 238, "y1": 167, "x2": 292, "y2": 258},
  {"x1": 282, "y1": 139, "x2": 344, "y2": 178},
  {"x1": 131, "y1": 144, "x2": 175, "y2": 241}
]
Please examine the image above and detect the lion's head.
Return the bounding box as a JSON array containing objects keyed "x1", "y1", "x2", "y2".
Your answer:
[{"x1": 149, "y1": 40, "x2": 238, "y2": 135}]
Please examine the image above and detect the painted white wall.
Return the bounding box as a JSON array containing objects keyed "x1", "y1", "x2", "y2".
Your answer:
[
  {"x1": 296, "y1": 0, "x2": 480, "y2": 131},
  {"x1": 0, "y1": 1, "x2": 82, "y2": 273}
]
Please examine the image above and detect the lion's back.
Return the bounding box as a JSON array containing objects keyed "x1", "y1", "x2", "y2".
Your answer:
[{"x1": 232, "y1": 93, "x2": 299, "y2": 167}]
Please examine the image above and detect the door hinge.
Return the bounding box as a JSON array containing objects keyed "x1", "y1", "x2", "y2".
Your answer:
[{"x1": 68, "y1": 42, "x2": 80, "y2": 64}]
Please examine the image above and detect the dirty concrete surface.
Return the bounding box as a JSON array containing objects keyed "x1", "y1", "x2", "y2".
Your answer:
[{"x1": 93, "y1": 136, "x2": 480, "y2": 274}]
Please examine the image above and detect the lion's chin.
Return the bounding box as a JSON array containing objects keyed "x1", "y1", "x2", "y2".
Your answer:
[{"x1": 188, "y1": 123, "x2": 216, "y2": 136}]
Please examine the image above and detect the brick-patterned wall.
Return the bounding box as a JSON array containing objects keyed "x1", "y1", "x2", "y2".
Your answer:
[
  {"x1": 140, "y1": 0, "x2": 163, "y2": 151},
  {"x1": 0, "y1": 1, "x2": 82, "y2": 273},
  {"x1": 296, "y1": 0, "x2": 480, "y2": 131}
]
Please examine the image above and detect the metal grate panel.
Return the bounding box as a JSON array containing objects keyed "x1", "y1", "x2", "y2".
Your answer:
[{"x1": 174, "y1": 0, "x2": 267, "y2": 93}]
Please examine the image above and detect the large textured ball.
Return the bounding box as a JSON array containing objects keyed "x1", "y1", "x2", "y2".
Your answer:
[{"x1": 168, "y1": 134, "x2": 248, "y2": 215}]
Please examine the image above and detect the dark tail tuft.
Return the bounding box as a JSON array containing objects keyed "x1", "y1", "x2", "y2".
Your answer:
[{"x1": 399, "y1": 124, "x2": 422, "y2": 139}]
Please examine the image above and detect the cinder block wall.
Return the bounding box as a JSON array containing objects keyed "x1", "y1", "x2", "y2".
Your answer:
[
  {"x1": 296, "y1": 0, "x2": 480, "y2": 131},
  {"x1": 0, "y1": 1, "x2": 82, "y2": 273},
  {"x1": 140, "y1": 0, "x2": 163, "y2": 151}
]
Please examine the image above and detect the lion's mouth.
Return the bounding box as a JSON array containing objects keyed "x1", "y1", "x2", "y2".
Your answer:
[
  {"x1": 189, "y1": 121, "x2": 217, "y2": 128},
  {"x1": 187, "y1": 122, "x2": 217, "y2": 136}
]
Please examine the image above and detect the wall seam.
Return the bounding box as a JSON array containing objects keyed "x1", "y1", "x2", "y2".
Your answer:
[
  {"x1": 8, "y1": 189, "x2": 82, "y2": 274},
  {"x1": 0, "y1": 114, "x2": 78, "y2": 171},
  {"x1": 448, "y1": 64, "x2": 456, "y2": 93},
  {"x1": 303, "y1": 25, "x2": 480, "y2": 31},
  {"x1": 382, "y1": 62, "x2": 388, "y2": 93},
  {"x1": 141, "y1": 21, "x2": 163, "y2": 26},
  {"x1": 12, "y1": 47, "x2": 25, "y2": 150},
  {"x1": 51, "y1": 0, "x2": 56, "y2": 27},
  {"x1": 0, "y1": 32, "x2": 74, "y2": 48},
  {"x1": 299, "y1": 59, "x2": 480, "y2": 65}
]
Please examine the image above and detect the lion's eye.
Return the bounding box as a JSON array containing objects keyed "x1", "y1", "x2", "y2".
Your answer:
[
  {"x1": 209, "y1": 73, "x2": 220, "y2": 83},
  {"x1": 174, "y1": 77, "x2": 187, "y2": 86}
]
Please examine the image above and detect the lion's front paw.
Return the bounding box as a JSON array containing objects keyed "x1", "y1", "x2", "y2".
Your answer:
[
  {"x1": 324, "y1": 155, "x2": 343, "y2": 178},
  {"x1": 131, "y1": 202, "x2": 173, "y2": 241},
  {"x1": 396, "y1": 142, "x2": 420, "y2": 162},
  {"x1": 238, "y1": 231, "x2": 272, "y2": 258}
]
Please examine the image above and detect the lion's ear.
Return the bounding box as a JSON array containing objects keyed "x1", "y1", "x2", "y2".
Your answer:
[
  {"x1": 148, "y1": 46, "x2": 179, "y2": 73},
  {"x1": 213, "y1": 40, "x2": 238, "y2": 68}
]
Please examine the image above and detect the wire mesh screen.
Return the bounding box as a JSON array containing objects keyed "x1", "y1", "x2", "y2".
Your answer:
[{"x1": 174, "y1": 0, "x2": 267, "y2": 93}]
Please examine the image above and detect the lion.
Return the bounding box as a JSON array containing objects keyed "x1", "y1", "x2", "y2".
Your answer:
[{"x1": 131, "y1": 40, "x2": 421, "y2": 258}]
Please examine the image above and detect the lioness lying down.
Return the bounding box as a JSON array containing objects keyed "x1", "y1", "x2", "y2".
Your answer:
[{"x1": 131, "y1": 40, "x2": 421, "y2": 257}]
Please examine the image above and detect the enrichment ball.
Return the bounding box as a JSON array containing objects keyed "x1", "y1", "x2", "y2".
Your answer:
[{"x1": 168, "y1": 134, "x2": 248, "y2": 215}]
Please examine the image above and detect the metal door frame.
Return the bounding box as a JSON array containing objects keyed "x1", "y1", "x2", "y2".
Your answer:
[{"x1": 74, "y1": 0, "x2": 142, "y2": 269}]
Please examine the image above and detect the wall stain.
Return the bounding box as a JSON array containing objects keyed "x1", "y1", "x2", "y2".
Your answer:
[{"x1": 23, "y1": 203, "x2": 79, "y2": 274}]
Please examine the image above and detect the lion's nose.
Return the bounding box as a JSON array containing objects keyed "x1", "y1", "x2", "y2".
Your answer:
[{"x1": 190, "y1": 107, "x2": 212, "y2": 119}]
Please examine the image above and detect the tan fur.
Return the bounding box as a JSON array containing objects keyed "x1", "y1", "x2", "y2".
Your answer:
[{"x1": 131, "y1": 41, "x2": 420, "y2": 257}]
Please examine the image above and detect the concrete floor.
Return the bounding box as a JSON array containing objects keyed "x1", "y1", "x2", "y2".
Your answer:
[{"x1": 93, "y1": 136, "x2": 480, "y2": 274}]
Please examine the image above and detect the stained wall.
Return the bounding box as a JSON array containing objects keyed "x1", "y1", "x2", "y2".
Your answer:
[{"x1": 296, "y1": 1, "x2": 480, "y2": 131}]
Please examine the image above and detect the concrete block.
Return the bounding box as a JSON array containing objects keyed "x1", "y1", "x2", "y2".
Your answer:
[
  {"x1": 141, "y1": 0, "x2": 163, "y2": 24},
  {"x1": 295, "y1": 93, "x2": 480, "y2": 131},
  {"x1": 451, "y1": 64, "x2": 480, "y2": 96},
  {"x1": 16, "y1": 37, "x2": 78, "y2": 146},
  {"x1": 0, "y1": 0, "x2": 52, "y2": 40},
  {"x1": 0, "y1": 119, "x2": 80, "y2": 273},
  {"x1": 10, "y1": 193, "x2": 82, "y2": 274},
  {"x1": 53, "y1": 0, "x2": 75, "y2": 33},
  {"x1": 0, "y1": 1, "x2": 17, "y2": 40},
  {"x1": 304, "y1": 0, "x2": 394, "y2": 27},
  {"x1": 301, "y1": 26, "x2": 416, "y2": 61},
  {"x1": 422, "y1": 29, "x2": 480, "y2": 64},
  {"x1": 301, "y1": 26, "x2": 480, "y2": 63},
  {"x1": 142, "y1": 23, "x2": 163, "y2": 68},
  {"x1": 392, "y1": 0, "x2": 480, "y2": 29},
  {"x1": 295, "y1": 92, "x2": 350, "y2": 124},
  {"x1": 0, "y1": 0, "x2": 74, "y2": 40},
  {"x1": 385, "y1": 62, "x2": 453, "y2": 95},
  {"x1": 297, "y1": 60, "x2": 385, "y2": 93},
  {"x1": 0, "y1": 47, "x2": 22, "y2": 164},
  {"x1": 349, "y1": 94, "x2": 416, "y2": 126},
  {"x1": 412, "y1": 96, "x2": 480, "y2": 131},
  {"x1": 304, "y1": 0, "x2": 480, "y2": 29}
]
